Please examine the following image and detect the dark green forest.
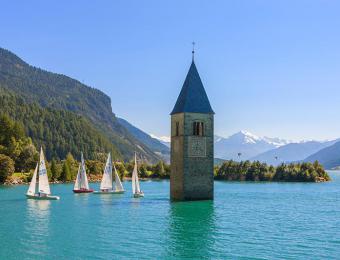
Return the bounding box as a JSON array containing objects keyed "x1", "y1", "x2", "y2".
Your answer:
[
  {"x1": 0, "y1": 113, "x2": 169, "y2": 183},
  {"x1": 0, "y1": 92, "x2": 121, "y2": 160}
]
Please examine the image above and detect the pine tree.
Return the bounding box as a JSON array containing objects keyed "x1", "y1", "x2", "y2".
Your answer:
[
  {"x1": 60, "y1": 161, "x2": 72, "y2": 182},
  {"x1": 65, "y1": 153, "x2": 77, "y2": 179},
  {"x1": 51, "y1": 159, "x2": 59, "y2": 181}
]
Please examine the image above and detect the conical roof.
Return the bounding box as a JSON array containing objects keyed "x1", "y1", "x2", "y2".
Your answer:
[{"x1": 171, "y1": 61, "x2": 214, "y2": 115}]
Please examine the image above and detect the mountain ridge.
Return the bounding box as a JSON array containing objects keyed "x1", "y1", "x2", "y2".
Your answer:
[
  {"x1": 0, "y1": 47, "x2": 160, "y2": 162},
  {"x1": 304, "y1": 140, "x2": 340, "y2": 169},
  {"x1": 251, "y1": 139, "x2": 339, "y2": 166},
  {"x1": 117, "y1": 118, "x2": 170, "y2": 162}
]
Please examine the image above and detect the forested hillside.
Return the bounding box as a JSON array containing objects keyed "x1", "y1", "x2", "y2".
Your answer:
[
  {"x1": 0, "y1": 48, "x2": 160, "y2": 162},
  {"x1": 0, "y1": 91, "x2": 121, "y2": 160},
  {"x1": 0, "y1": 110, "x2": 170, "y2": 184}
]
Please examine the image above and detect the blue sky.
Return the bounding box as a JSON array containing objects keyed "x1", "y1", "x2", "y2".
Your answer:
[{"x1": 1, "y1": 0, "x2": 340, "y2": 141}]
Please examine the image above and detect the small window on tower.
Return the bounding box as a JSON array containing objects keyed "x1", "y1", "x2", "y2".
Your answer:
[
  {"x1": 175, "y1": 122, "x2": 179, "y2": 136},
  {"x1": 193, "y1": 122, "x2": 204, "y2": 136}
]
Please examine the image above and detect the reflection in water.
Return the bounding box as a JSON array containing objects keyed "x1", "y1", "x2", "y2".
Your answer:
[
  {"x1": 21, "y1": 200, "x2": 51, "y2": 258},
  {"x1": 166, "y1": 201, "x2": 216, "y2": 259},
  {"x1": 74, "y1": 193, "x2": 91, "y2": 206}
]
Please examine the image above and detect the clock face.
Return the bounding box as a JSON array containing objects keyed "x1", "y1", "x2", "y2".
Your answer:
[{"x1": 189, "y1": 137, "x2": 206, "y2": 157}]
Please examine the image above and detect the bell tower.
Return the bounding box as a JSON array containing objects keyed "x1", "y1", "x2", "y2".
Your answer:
[{"x1": 170, "y1": 49, "x2": 214, "y2": 201}]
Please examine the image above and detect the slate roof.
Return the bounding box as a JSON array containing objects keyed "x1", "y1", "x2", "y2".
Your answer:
[{"x1": 171, "y1": 61, "x2": 214, "y2": 115}]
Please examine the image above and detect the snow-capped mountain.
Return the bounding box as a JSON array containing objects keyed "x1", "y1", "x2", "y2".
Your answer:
[
  {"x1": 262, "y1": 136, "x2": 291, "y2": 147},
  {"x1": 145, "y1": 130, "x2": 340, "y2": 168},
  {"x1": 151, "y1": 130, "x2": 291, "y2": 160},
  {"x1": 214, "y1": 130, "x2": 290, "y2": 160},
  {"x1": 150, "y1": 134, "x2": 171, "y2": 148}
]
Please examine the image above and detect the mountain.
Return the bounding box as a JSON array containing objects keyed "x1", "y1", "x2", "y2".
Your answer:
[
  {"x1": 150, "y1": 134, "x2": 171, "y2": 148},
  {"x1": 304, "y1": 140, "x2": 340, "y2": 169},
  {"x1": 251, "y1": 140, "x2": 338, "y2": 166},
  {"x1": 214, "y1": 130, "x2": 289, "y2": 160},
  {"x1": 0, "y1": 47, "x2": 160, "y2": 162},
  {"x1": 117, "y1": 118, "x2": 170, "y2": 162}
]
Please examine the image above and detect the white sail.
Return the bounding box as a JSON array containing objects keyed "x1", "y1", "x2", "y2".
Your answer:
[
  {"x1": 38, "y1": 148, "x2": 51, "y2": 195},
  {"x1": 80, "y1": 153, "x2": 89, "y2": 190},
  {"x1": 113, "y1": 163, "x2": 124, "y2": 192},
  {"x1": 100, "y1": 153, "x2": 113, "y2": 190},
  {"x1": 132, "y1": 153, "x2": 141, "y2": 194},
  {"x1": 27, "y1": 163, "x2": 38, "y2": 195},
  {"x1": 74, "y1": 165, "x2": 81, "y2": 190}
]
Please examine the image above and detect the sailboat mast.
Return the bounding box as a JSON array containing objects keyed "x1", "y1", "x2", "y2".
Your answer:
[{"x1": 36, "y1": 162, "x2": 39, "y2": 194}]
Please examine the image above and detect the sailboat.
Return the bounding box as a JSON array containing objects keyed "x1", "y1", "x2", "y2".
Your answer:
[
  {"x1": 132, "y1": 153, "x2": 144, "y2": 198},
  {"x1": 73, "y1": 153, "x2": 93, "y2": 193},
  {"x1": 94, "y1": 153, "x2": 125, "y2": 194},
  {"x1": 26, "y1": 148, "x2": 60, "y2": 200}
]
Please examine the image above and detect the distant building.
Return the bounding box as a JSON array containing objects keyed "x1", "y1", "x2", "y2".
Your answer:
[{"x1": 170, "y1": 54, "x2": 214, "y2": 201}]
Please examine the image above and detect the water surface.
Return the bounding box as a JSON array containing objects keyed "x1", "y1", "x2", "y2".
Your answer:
[{"x1": 1, "y1": 172, "x2": 340, "y2": 259}]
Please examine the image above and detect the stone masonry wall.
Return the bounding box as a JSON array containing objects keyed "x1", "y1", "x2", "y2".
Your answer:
[{"x1": 171, "y1": 112, "x2": 214, "y2": 201}]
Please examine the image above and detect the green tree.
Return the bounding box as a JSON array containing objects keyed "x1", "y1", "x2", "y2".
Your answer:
[
  {"x1": 16, "y1": 143, "x2": 38, "y2": 172},
  {"x1": 65, "y1": 153, "x2": 77, "y2": 179},
  {"x1": 0, "y1": 154, "x2": 15, "y2": 183},
  {"x1": 86, "y1": 160, "x2": 104, "y2": 175},
  {"x1": 153, "y1": 161, "x2": 166, "y2": 178},
  {"x1": 115, "y1": 162, "x2": 127, "y2": 180},
  {"x1": 50, "y1": 159, "x2": 59, "y2": 181},
  {"x1": 139, "y1": 163, "x2": 151, "y2": 178},
  {"x1": 60, "y1": 160, "x2": 72, "y2": 182}
]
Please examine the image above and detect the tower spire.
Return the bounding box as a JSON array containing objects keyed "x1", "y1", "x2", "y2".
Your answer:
[{"x1": 192, "y1": 41, "x2": 195, "y2": 61}]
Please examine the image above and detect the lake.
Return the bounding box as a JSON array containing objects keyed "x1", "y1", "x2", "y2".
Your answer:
[{"x1": 1, "y1": 171, "x2": 340, "y2": 259}]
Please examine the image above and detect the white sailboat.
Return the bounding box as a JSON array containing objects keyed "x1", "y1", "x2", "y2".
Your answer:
[
  {"x1": 73, "y1": 153, "x2": 93, "y2": 193},
  {"x1": 132, "y1": 153, "x2": 144, "y2": 198},
  {"x1": 94, "y1": 153, "x2": 125, "y2": 194},
  {"x1": 26, "y1": 148, "x2": 60, "y2": 200}
]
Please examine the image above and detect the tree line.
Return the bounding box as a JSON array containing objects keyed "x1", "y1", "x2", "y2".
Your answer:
[
  {"x1": 215, "y1": 160, "x2": 330, "y2": 182},
  {"x1": 48, "y1": 154, "x2": 169, "y2": 183},
  {"x1": 0, "y1": 112, "x2": 330, "y2": 184}
]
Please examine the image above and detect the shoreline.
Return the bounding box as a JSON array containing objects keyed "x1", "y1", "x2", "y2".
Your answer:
[
  {"x1": 3, "y1": 177, "x2": 170, "y2": 186},
  {"x1": 2, "y1": 177, "x2": 329, "y2": 186}
]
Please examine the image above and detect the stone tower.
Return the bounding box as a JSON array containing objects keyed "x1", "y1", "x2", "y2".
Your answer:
[{"x1": 170, "y1": 56, "x2": 214, "y2": 201}]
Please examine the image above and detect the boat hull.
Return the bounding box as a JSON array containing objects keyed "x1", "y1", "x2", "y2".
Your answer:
[
  {"x1": 133, "y1": 192, "x2": 144, "y2": 198},
  {"x1": 73, "y1": 189, "x2": 94, "y2": 193},
  {"x1": 93, "y1": 190, "x2": 125, "y2": 194},
  {"x1": 26, "y1": 194, "x2": 60, "y2": 200}
]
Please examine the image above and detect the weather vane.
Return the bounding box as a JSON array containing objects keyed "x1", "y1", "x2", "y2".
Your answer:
[{"x1": 192, "y1": 41, "x2": 195, "y2": 61}]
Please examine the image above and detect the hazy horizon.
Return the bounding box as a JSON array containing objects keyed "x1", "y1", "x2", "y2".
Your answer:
[{"x1": 2, "y1": 1, "x2": 340, "y2": 141}]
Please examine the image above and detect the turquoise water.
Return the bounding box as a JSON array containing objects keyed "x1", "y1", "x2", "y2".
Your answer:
[{"x1": 1, "y1": 172, "x2": 340, "y2": 259}]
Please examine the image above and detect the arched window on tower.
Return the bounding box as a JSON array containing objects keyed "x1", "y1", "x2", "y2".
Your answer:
[
  {"x1": 193, "y1": 122, "x2": 204, "y2": 136},
  {"x1": 175, "y1": 122, "x2": 179, "y2": 136}
]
